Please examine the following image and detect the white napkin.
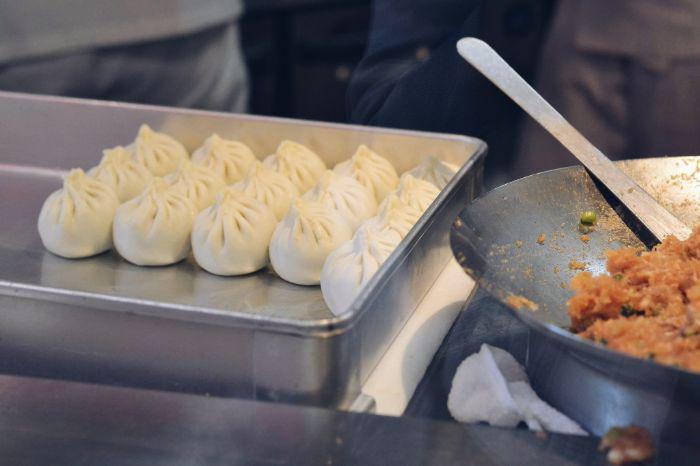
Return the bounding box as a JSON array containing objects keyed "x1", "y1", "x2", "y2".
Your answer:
[{"x1": 447, "y1": 343, "x2": 587, "y2": 436}]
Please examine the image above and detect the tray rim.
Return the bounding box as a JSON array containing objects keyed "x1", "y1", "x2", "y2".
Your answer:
[{"x1": 0, "y1": 90, "x2": 483, "y2": 154}]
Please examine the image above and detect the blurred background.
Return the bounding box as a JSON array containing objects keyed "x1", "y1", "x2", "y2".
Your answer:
[
  {"x1": 242, "y1": 0, "x2": 551, "y2": 122},
  {"x1": 242, "y1": 0, "x2": 555, "y2": 187},
  {"x1": 0, "y1": 0, "x2": 554, "y2": 188},
  {"x1": 4, "y1": 0, "x2": 699, "y2": 188}
]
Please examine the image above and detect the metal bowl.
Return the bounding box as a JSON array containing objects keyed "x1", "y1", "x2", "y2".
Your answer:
[{"x1": 450, "y1": 157, "x2": 700, "y2": 444}]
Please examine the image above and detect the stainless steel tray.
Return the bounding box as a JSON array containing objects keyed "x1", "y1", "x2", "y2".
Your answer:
[{"x1": 0, "y1": 92, "x2": 486, "y2": 408}]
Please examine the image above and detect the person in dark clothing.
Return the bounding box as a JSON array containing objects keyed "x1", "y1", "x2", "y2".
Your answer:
[
  {"x1": 347, "y1": 0, "x2": 551, "y2": 186},
  {"x1": 349, "y1": 0, "x2": 700, "y2": 184},
  {"x1": 348, "y1": 0, "x2": 483, "y2": 135}
]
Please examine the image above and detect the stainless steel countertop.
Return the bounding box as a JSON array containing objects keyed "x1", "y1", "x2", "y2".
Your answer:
[
  {"x1": 0, "y1": 370, "x2": 695, "y2": 465},
  {"x1": 0, "y1": 372, "x2": 588, "y2": 466}
]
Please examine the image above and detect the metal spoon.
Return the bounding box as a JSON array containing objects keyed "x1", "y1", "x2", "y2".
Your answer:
[{"x1": 456, "y1": 38, "x2": 691, "y2": 241}]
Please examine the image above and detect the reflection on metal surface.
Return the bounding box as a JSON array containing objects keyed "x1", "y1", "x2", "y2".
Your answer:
[
  {"x1": 0, "y1": 92, "x2": 485, "y2": 408},
  {"x1": 450, "y1": 157, "x2": 700, "y2": 443},
  {"x1": 0, "y1": 374, "x2": 635, "y2": 466},
  {"x1": 349, "y1": 392, "x2": 376, "y2": 413}
]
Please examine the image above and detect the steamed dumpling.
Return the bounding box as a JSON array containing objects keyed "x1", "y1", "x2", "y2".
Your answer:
[
  {"x1": 192, "y1": 188, "x2": 277, "y2": 276},
  {"x1": 302, "y1": 171, "x2": 377, "y2": 231},
  {"x1": 231, "y1": 161, "x2": 299, "y2": 220},
  {"x1": 321, "y1": 224, "x2": 401, "y2": 315},
  {"x1": 364, "y1": 193, "x2": 422, "y2": 239},
  {"x1": 191, "y1": 133, "x2": 256, "y2": 185},
  {"x1": 165, "y1": 160, "x2": 225, "y2": 211},
  {"x1": 269, "y1": 199, "x2": 353, "y2": 285},
  {"x1": 88, "y1": 146, "x2": 153, "y2": 202},
  {"x1": 37, "y1": 168, "x2": 120, "y2": 258},
  {"x1": 127, "y1": 124, "x2": 188, "y2": 176},
  {"x1": 263, "y1": 140, "x2": 326, "y2": 193},
  {"x1": 113, "y1": 178, "x2": 196, "y2": 266},
  {"x1": 408, "y1": 156, "x2": 459, "y2": 189},
  {"x1": 393, "y1": 174, "x2": 441, "y2": 213},
  {"x1": 333, "y1": 145, "x2": 399, "y2": 202}
]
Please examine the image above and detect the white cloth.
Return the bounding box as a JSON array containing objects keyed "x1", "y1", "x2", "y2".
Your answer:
[{"x1": 447, "y1": 344, "x2": 587, "y2": 436}]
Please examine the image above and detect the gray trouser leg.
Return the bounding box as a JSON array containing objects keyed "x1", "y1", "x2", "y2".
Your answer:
[
  {"x1": 0, "y1": 23, "x2": 248, "y2": 113},
  {"x1": 514, "y1": 3, "x2": 700, "y2": 179}
]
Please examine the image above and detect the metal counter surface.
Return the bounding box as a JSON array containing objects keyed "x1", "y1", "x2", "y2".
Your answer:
[
  {"x1": 0, "y1": 305, "x2": 696, "y2": 464},
  {"x1": 0, "y1": 373, "x2": 611, "y2": 465}
]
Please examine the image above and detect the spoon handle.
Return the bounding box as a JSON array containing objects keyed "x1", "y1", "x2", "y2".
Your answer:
[{"x1": 457, "y1": 37, "x2": 691, "y2": 241}]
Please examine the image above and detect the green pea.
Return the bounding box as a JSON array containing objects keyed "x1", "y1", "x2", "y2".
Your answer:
[{"x1": 580, "y1": 211, "x2": 597, "y2": 225}]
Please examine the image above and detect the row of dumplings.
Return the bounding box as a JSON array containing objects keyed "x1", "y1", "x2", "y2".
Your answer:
[{"x1": 37, "y1": 124, "x2": 458, "y2": 315}]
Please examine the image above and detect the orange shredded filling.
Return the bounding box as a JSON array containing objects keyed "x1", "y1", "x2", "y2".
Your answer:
[
  {"x1": 567, "y1": 227, "x2": 700, "y2": 371},
  {"x1": 507, "y1": 294, "x2": 539, "y2": 311}
]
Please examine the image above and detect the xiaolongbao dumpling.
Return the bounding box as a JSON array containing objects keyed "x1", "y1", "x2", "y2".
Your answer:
[
  {"x1": 88, "y1": 146, "x2": 153, "y2": 202},
  {"x1": 37, "y1": 168, "x2": 120, "y2": 258},
  {"x1": 364, "y1": 193, "x2": 422, "y2": 239},
  {"x1": 302, "y1": 171, "x2": 377, "y2": 231},
  {"x1": 263, "y1": 140, "x2": 326, "y2": 193},
  {"x1": 393, "y1": 173, "x2": 441, "y2": 213},
  {"x1": 165, "y1": 159, "x2": 225, "y2": 211},
  {"x1": 191, "y1": 134, "x2": 256, "y2": 185},
  {"x1": 127, "y1": 124, "x2": 188, "y2": 176},
  {"x1": 113, "y1": 178, "x2": 196, "y2": 266},
  {"x1": 321, "y1": 224, "x2": 401, "y2": 315},
  {"x1": 231, "y1": 161, "x2": 299, "y2": 220},
  {"x1": 269, "y1": 199, "x2": 353, "y2": 285},
  {"x1": 192, "y1": 188, "x2": 277, "y2": 276},
  {"x1": 333, "y1": 145, "x2": 399, "y2": 202},
  {"x1": 408, "y1": 156, "x2": 459, "y2": 189}
]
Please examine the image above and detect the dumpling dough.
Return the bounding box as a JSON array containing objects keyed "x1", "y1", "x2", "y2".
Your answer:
[
  {"x1": 231, "y1": 161, "x2": 299, "y2": 220},
  {"x1": 333, "y1": 145, "x2": 399, "y2": 202},
  {"x1": 408, "y1": 156, "x2": 459, "y2": 189},
  {"x1": 192, "y1": 188, "x2": 277, "y2": 276},
  {"x1": 113, "y1": 178, "x2": 196, "y2": 266},
  {"x1": 393, "y1": 173, "x2": 441, "y2": 213},
  {"x1": 127, "y1": 124, "x2": 188, "y2": 176},
  {"x1": 364, "y1": 193, "x2": 422, "y2": 239},
  {"x1": 263, "y1": 140, "x2": 326, "y2": 193},
  {"x1": 37, "y1": 168, "x2": 120, "y2": 258},
  {"x1": 165, "y1": 160, "x2": 225, "y2": 211},
  {"x1": 320, "y1": 224, "x2": 401, "y2": 315},
  {"x1": 302, "y1": 170, "x2": 377, "y2": 231},
  {"x1": 88, "y1": 146, "x2": 152, "y2": 202},
  {"x1": 191, "y1": 133, "x2": 257, "y2": 185},
  {"x1": 269, "y1": 199, "x2": 353, "y2": 285}
]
